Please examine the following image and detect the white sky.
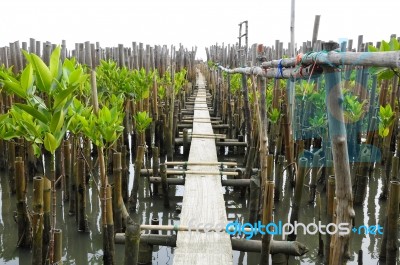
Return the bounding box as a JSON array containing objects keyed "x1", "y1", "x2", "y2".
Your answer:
[{"x1": 1, "y1": 0, "x2": 399, "y2": 60}]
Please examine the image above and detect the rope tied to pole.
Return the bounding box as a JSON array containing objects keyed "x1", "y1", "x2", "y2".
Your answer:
[{"x1": 276, "y1": 59, "x2": 284, "y2": 78}]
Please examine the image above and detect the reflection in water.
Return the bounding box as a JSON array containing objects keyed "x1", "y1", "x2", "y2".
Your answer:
[{"x1": 0, "y1": 157, "x2": 388, "y2": 264}]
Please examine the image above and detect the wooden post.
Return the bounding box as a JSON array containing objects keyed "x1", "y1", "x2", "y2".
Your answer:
[
  {"x1": 260, "y1": 181, "x2": 274, "y2": 265},
  {"x1": 16, "y1": 157, "x2": 32, "y2": 248},
  {"x1": 274, "y1": 155, "x2": 285, "y2": 201},
  {"x1": 42, "y1": 177, "x2": 51, "y2": 262},
  {"x1": 63, "y1": 140, "x2": 70, "y2": 201},
  {"x1": 183, "y1": 128, "x2": 190, "y2": 158},
  {"x1": 152, "y1": 147, "x2": 160, "y2": 196},
  {"x1": 160, "y1": 164, "x2": 170, "y2": 208},
  {"x1": 121, "y1": 145, "x2": 129, "y2": 203},
  {"x1": 322, "y1": 41, "x2": 354, "y2": 264},
  {"x1": 77, "y1": 156, "x2": 88, "y2": 232},
  {"x1": 325, "y1": 175, "x2": 335, "y2": 264},
  {"x1": 69, "y1": 134, "x2": 77, "y2": 215},
  {"x1": 288, "y1": 157, "x2": 307, "y2": 241},
  {"x1": 125, "y1": 221, "x2": 140, "y2": 265},
  {"x1": 309, "y1": 153, "x2": 319, "y2": 203},
  {"x1": 249, "y1": 174, "x2": 260, "y2": 224},
  {"x1": 129, "y1": 145, "x2": 145, "y2": 211},
  {"x1": 32, "y1": 176, "x2": 44, "y2": 265},
  {"x1": 113, "y1": 152, "x2": 123, "y2": 233},
  {"x1": 104, "y1": 185, "x2": 115, "y2": 264},
  {"x1": 385, "y1": 181, "x2": 400, "y2": 263}
]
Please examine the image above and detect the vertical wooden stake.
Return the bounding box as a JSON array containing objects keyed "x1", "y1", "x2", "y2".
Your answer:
[{"x1": 32, "y1": 176, "x2": 44, "y2": 265}]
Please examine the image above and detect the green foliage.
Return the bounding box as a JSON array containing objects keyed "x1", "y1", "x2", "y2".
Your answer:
[
  {"x1": 83, "y1": 104, "x2": 125, "y2": 147},
  {"x1": 132, "y1": 68, "x2": 153, "y2": 101},
  {"x1": 0, "y1": 46, "x2": 83, "y2": 154},
  {"x1": 378, "y1": 104, "x2": 395, "y2": 137},
  {"x1": 268, "y1": 108, "x2": 280, "y2": 124},
  {"x1": 174, "y1": 69, "x2": 187, "y2": 95},
  {"x1": 368, "y1": 38, "x2": 400, "y2": 81},
  {"x1": 343, "y1": 94, "x2": 367, "y2": 123},
  {"x1": 134, "y1": 111, "x2": 152, "y2": 133},
  {"x1": 229, "y1": 73, "x2": 241, "y2": 94},
  {"x1": 207, "y1": 61, "x2": 217, "y2": 70}
]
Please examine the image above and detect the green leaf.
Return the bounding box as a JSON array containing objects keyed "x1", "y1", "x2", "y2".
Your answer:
[
  {"x1": 3, "y1": 131, "x2": 20, "y2": 140},
  {"x1": 389, "y1": 38, "x2": 400, "y2": 51},
  {"x1": 69, "y1": 68, "x2": 83, "y2": 85},
  {"x1": 14, "y1": 103, "x2": 49, "y2": 124},
  {"x1": 378, "y1": 69, "x2": 395, "y2": 81},
  {"x1": 32, "y1": 143, "x2": 42, "y2": 157},
  {"x1": 44, "y1": 132, "x2": 58, "y2": 154},
  {"x1": 20, "y1": 64, "x2": 34, "y2": 92},
  {"x1": 30, "y1": 53, "x2": 52, "y2": 93},
  {"x1": 50, "y1": 46, "x2": 61, "y2": 79},
  {"x1": 53, "y1": 86, "x2": 75, "y2": 111},
  {"x1": 380, "y1": 40, "x2": 390, "y2": 52},
  {"x1": 50, "y1": 109, "x2": 65, "y2": 133},
  {"x1": 3, "y1": 80, "x2": 26, "y2": 99},
  {"x1": 368, "y1": 45, "x2": 378, "y2": 52}
]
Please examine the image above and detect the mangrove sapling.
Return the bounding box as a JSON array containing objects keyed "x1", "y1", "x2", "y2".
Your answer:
[
  {"x1": 376, "y1": 104, "x2": 396, "y2": 200},
  {"x1": 129, "y1": 111, "x2": 152, "y2": 211},
  {"x1": 87, "y1": 69, "x2": 125, "y2": 265},
  {"x1": 0, "y1": 46, "x2": 87, "y2": 263}
]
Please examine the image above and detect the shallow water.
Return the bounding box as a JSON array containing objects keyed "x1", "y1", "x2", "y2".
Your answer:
[{"x1": 0, "y1": 153, "x2": 397, "y2": 264}]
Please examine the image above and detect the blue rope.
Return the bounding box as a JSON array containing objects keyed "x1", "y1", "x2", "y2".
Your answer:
[{"x1": 276, "y1": 59, "x2": 284, "y2": 78}]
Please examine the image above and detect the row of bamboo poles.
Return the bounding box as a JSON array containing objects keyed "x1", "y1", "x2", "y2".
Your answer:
[
  {"x1": 0, "y1": 38, "x2": 199, "y2": 265},
  {"x1": 206, "y1": 34, "x2": 400, "y2": 264}
]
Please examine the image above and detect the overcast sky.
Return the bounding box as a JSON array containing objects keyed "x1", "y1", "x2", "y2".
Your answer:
[{"x1": 1, "y1": 0, "x2": 399, "y2": 60}]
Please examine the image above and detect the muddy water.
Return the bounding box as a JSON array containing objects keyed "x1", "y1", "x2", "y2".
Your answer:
[{"x1": 0, "y1": 153, "x2": 393, "y2": 264}]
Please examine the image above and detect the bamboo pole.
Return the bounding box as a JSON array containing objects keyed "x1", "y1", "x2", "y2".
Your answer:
[
  {"x1": 325, "y1": 175, "x2": 335, "y2": 264},
  {"x1": 288, "y1": 157, "x2": 307, "y2": 241},
  {"x1": 77, "y1": 156, "x2": 88, "y2": 232},
  {"x1": 261, "y1": 50, "x2": 400, "y2": 68},
  {"x1": 260, "y1": 181, "x2": 274, "y2": 265},
  {"x1": 121, "y1": 145, "x2": 129, "y2": 203},
  {"x1": 32, "y1": 176, "x2": 44, "y2": 265},
  {"x1": 53, "y1": 229, "x2": 62, "y2": 265},
  {"x1": 125, "y1": 221, "x2": 140, "y2": 265},
  {"x1": 69, "y1": 134, "x2": 76, "y2": 215},
  {"x1": 385, "y1": 181, "x2": 400, "y2": 263},
  {"x1": 113, "y1": 152, "x2": 123, "y2": 233},
  {"x1": 63, "y1": 140, "x2": 70, "y2": 201},
  {"x1": 323, "y1": 42, "x2": 354, "y2": 264},
  {"x1": 160, "y1": 164, "x2": 170, "y2": 208},
  {"x1": 152, "y1": 147, "x2": 160, "y2": 195},
  {"x1": 309, "y1": 153, "x2": 319, "y2": 203},
  {"x1": 91, "y1": 65, "x2": 115, "y2": 264},
  {"x1": 42, "y1": 177, "x2": 51, "y2": 262},
  {"x1": 16, "y1": 157, "x2": 32, "y2": 248},
  {"x1": 115, "y1": 233, "x2": 308, "y2": 256},
  {"x1": 129, "y1": 145, "x2": 145, "y2": 211},
  {"x1": 104, "y1": 185, "x2": 115, "y2": 264}
]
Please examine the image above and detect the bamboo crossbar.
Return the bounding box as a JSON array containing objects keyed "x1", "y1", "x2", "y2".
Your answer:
[
  {"x1": 217, "y1": 64, "x2": 321, "y2": 80},
  {"x1": 261, "y1": 50, "x2": 400, "y2": 68},
  {"x1": 164, "y1": 161, "x2": 237, "y2": 166},
  {"x1": 165, "y1": 170, "x2": 238, "y2": 176}
]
